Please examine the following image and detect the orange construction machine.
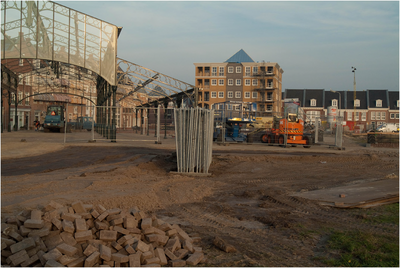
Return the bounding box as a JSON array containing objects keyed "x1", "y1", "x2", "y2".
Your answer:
[{"x1": 261, "y1": 113, "x2": 312, "y2": 148}]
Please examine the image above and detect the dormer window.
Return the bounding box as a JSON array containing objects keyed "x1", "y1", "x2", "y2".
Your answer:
[
  {"x1": 310, "y1": 99, "x2": 316, "y2": 107},
  {"x1": 354, "y1": 99, "x2": 360, "y2": 107},
  {"x1": 376, "y1": 99, "x2": 382, "y2": 107},
  {"x1": 332, "y1": 99, "x2": 338, "y2": 107}
]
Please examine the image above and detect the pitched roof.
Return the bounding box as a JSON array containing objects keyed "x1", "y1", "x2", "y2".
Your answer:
[
  {"x1": 388, "y1": 91, "x2": 399, "y2": 110},
  {"x1": 367, "y1": 89, "x2": 388, "y2": 108},
  {"x1": 224, "y1": 49, "x2": 254, "y2": 63}
]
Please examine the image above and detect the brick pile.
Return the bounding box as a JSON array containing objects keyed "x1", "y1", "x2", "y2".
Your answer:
[{"x1": 1, "y1": 201, "x2": 206, "y2": 267}]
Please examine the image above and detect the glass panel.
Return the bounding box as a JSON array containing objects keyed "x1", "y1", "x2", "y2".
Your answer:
[
  {"x1": 85, "y1": 15, "x2": 101, "y2": 74},
  {"x1": 100, "y1": 21, "x2": 116, "y2": 85},
  {"x1": 21, "y1": 1, "x2": 37, "y2": 58},
  {"x1": 53, "y1": 3, "x2": 69, "y2": 63},
  {"x1": 4, "y1": 0, "x2": 21, "y2": 59},
  {"x1": 69, "y1": 10, "x2": 84, "y2": 66},
  {"x1": 37, "y1": 1, "x2": 53, "y2": 60}
]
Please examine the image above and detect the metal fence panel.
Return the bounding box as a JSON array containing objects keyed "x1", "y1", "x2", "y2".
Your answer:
[{"x1": 174, "y1": 107, "x2": 214, "y2": 174}]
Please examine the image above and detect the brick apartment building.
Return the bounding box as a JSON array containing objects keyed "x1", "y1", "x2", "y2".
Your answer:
[
  {"x1": 194, "y1": 49, "x2": 284, "y2": 113},
  {"x1": 285, "y1": 89, "x2": 399, "y2": 131}
]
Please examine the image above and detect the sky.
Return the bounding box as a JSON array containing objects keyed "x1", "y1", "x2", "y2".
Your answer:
[{"x1": 58, "y1": 0, "x2": 399, "y2": 92}]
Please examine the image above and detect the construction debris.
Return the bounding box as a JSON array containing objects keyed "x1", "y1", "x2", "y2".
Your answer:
[
  {"x1": 213, "y1": 237, "x2": 237, "y2": 253},
  {"x1": 1, "y1": 201, "x2": 206, "y2": 267}
]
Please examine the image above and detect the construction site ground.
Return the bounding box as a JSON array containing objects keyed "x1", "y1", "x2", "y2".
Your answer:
[{"x1": 1, "y1": 130, "x2": 399, "y2": 266}]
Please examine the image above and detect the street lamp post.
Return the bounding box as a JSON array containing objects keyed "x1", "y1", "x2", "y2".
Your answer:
[{"x1": 352, "y1": 67, "x2": 356, "y2": 131}]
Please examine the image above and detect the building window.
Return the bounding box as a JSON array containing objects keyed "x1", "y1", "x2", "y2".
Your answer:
[
  {"x1": 235, "y1": 92, "x2": 241, "y2": 98},
  {"x1": 362, "y1": 112, "x2": 366, "y2": 121},
  {"x1": 376, "y1": 112, "x2": 381, "y2": 120},
  {"x1": 204, "y1": 79, "x2": 210, "y2": 88},
  {"x1": 236, "y1": 79, "x2": 241, "y2": 86},
  {"x1": 371, "y1": 112, "x2": 376, "y2": 120},
  {"x1": 245, "y1": 79, "x2": 250, "y2": 86},
  {"x1": 382, "y1": 112, "x2": 386, "y2": 120},
  {"x1": 245, "y1": 67, "x2": 251, "y2": 76},
  {"x1": 376, "y1": 99, "x2": 382, "y2": 107},
  {"x1": 236, "y1": 66, "x2": 242, "y2": 73},
  {"x1": 25, "y1": 75, "x2": 31, "y2": 86},
  {"x1": 252, "y1": 92, "x2": 258, "y2": 99},
  {"x1": 252, "y1": 79, "x2": 258, "y2": 86},
  {"x1": 355, "y1": 112, "x2": 359, "y2": 121},
  {"x1": 219, "y1": 67, "x2": 224, "y2": 76},
  {"x1": 228, "y1": 91, "x2": 233, "y2": 98},
  {"x1": 347, "y1": 111, "x2": 352, "y2": 121},
  {"x1": 267, "y1": 66, "x2": 273, "y2": 73},
  {"x1": 332, "y1": 99, "x2": 338, "y2": 107},
  {"x1": 354, "y1": 99, "x2": 360, "y2": 107},
  {"x1": 310, "y1": 99, "x2": 316, "y2": 107},
  {"x1": 234, "y1": 105, "x2": 240, "y2": 111},
  {"x1": 228, "y1": 79, "x2": 233, "y2": 86},
  {"x1": 19, "y1": 59, "x2": 23, "y2": 66},
  {"x1": 19, "y1": 74, "x2": 23, "y2": 85},
  {"x1": 245, "y1": 92, "x2": 250, "y2": 99},
  {"x1": 211, "y1": 79, "x2": 217, "y2": 86},
  {"x1": 25, "y1": 93, "x2": 30, "y2": 105},
  {"x1": 18, "y1": 92, "x2": 23, "y2": 104},
  {"x1": 253, "y1": 66, "x2": 258, "y2": 74},
  {"x1": 390, "y1": 113, "x2": 395, "y2": 119},
  {"x1": 396, "y1": 114, "x2": 399, "y2": 119},
  {"x1": 212, "y1": 67, "x2": 217, "y2": 76},
  {"x1": 218, "y1": 79, "x2": 224, "y2": 86},
  {"x1": 204, "y1": 92, "x2": 209, "y2": 101},
  {"x1": 218, "y1": 92, "x2": 224, "y2": 98},
  {"x1": 211, "y1": 92, "x2": 217, "y2": 98},
  {"x1": 228, "y1": 66, "x2": 234, "y2": 73}
]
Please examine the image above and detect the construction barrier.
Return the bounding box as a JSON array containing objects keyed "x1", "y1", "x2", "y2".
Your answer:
[{"x1": 174, "y1": 107, "x2": 214, "y2": 174}]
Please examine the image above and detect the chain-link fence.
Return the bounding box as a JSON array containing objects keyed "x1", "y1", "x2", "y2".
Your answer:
[{"x1": 58, "y1": 105, "x2": 177, "y2": 144}]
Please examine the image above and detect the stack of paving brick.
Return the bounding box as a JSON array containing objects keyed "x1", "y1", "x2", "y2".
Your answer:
[{"x1": 1, "y1": 200, "x2": 205, "y2": 267}]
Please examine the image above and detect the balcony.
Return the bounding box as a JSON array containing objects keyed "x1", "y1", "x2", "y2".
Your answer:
[{"x1": 252, "y1": 71, "x2": 275, "y2": 77}]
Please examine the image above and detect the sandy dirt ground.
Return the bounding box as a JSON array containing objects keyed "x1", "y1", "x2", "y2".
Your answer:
[{"x1": 1, "y1": 130, "x2": 399, "y2": 266}]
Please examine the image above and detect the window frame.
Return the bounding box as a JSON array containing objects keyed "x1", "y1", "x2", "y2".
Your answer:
[
  {"x1": 211, "y1": 79, "x2": 217, "y2": 86},
  {"x1": 245, "y1": 66, "x2": 251, "y2": 76},
  {"x1": 211, "y1": 67, "x2": 217, "y2": 76},
  {"x1": 228, "y1": 66, "x2": 234, "y2": 73},
  {"x1": 235, "y1": 91, "x2": 241, "y2": 98},
  {"x1": 252, "y1": 79, "x2": 258, "y2": 86},
  {"x1": 236, "y1": 66, "x2": 242, "y2": 73},
  {"x1": 211, "y1": 91, "x2": 217, "y2": 98},
  {"x1": 390, "y1": 113, "x2": 395, "y2": 119},
  {"x1": 253, "y1": 66, "x2": 258, "y2": 74},
  {"x1": 227, "y1": 91, "x2": 233, "y2": 98},
  {"x1": 354, "y1": 99, "x2": 360, "y2": 107},
  {"x1": 347, "y1": 111, "x2": 352, "y2": 121},
  {"x1": 376, "y1": 99, "x2": 382, "y2": 107},
  {"x1": 235, "y1": 79, "x2": 241, "y2": 86},
  {"x1": 219, "y1": 67, "x2": 224, "y2": 76},
  {"x1": 228, "y1": 79, "x2": 233, "y2": 86},
  {"x1": 252, "y1": 92, "x2": 258, "y2": 99},
  {"x1": 218, "y1": 91, "x2": 224, "y2": 98},
  {"x1": 244, "y1": 92, "x2": 250, "y2": 99},
  {"x1": 310, "y1": 99, "x2": 317, "y2": 107},
  {"x1": 245, "y1": 79, "x2": 251, "y2": 86},
  {"x1": 218, "y1": 79, "x2": 224, "y2": 86}
]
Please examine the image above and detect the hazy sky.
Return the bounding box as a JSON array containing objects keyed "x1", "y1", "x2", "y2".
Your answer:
[{"x1": 58, "y1": 1, "x2": 399, "y2": 92}]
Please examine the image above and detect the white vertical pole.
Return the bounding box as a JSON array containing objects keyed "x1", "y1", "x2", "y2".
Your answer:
[
  {"x1": 157, "y1": 105, "x2": 161, "y2": 144},
  {"x1": 64, "y1": 102, "x2": 68, "y2": 145}
]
